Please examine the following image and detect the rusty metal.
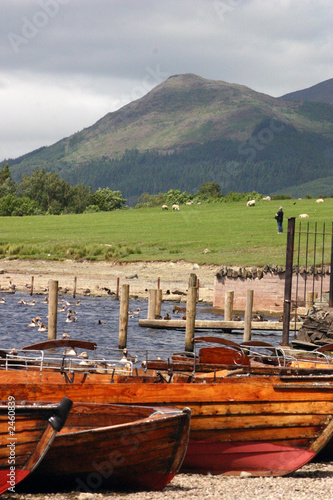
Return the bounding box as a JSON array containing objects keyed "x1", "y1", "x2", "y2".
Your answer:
[
  {"x1": 328, "y1": 222, "x2": 333, "y2": 307},
  {"x1": 282, "y1": 218, "x2": 295, "y2": 346},
  {"x1": 285, "y1": 218, "x2": 333, "y2": 344}
]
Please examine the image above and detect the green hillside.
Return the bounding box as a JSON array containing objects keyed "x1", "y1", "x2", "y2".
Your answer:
[{"x1": 6, "y1": 74, "x2": 333, "y2": 204}]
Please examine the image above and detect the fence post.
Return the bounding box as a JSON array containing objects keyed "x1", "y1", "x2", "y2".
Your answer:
[
  {"x1": 118, "y1": 284, "x2": 129, "y2": 349},
  {"x1": 224, "y1": 291, "x2": 234, "y2": 321},
  {"x1": 282, "y1": 217, "x2": 295, "y2": 345},
  {"x1": 30, "y1": 276, "x2": 34, "y2": 296},
  {"x1": 115, "y1": 277, "x2": 120, "y2": 300},
  {"x1": 155, "y1": 288, "x2": 162, "y2": 318},
  {"x1": 48, "y1": 279, "x2": 58, "y2": 340},
  {"x1": 147, "y1": 289, "x2": 158, "y2": 319},
  {"x1": 73, "y1": 277, "x2": 77, "y2": 298},
  {"x1": 243, "y1": 290, "x2": 253, "y2": 342},
  {"x1": 185, "y1": 286, "x2": 197, "y2": 352}
]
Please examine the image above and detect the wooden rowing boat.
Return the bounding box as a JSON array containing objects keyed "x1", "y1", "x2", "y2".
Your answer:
[
  {"x1": 22, "y1": 403, "x2": 191, "y2": 492},
  {"x1": 0, "y1": 397, "x2": 72, "y2": 494},
  {"x1": 1, "y1": 361, "x2": 333, "y2": 477}
]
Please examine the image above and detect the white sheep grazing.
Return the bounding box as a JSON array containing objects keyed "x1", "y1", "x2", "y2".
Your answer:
[
  {"x1": 172, "y1": 204, "x2": 180, "y2": 211},
  {"x1": 247, "y1": 200, "x2": 256, "y2": 207},
  {"x1": 316, "y1": 198, "x2": 324, "y2": 203},
  {"x1": 186, "y1": 201, "x2": 193, "y2": 205},
  {"x1": 162, "y1": 205, "x2": 168, "y2": 210},
  {"x1": 299, "y1": 213, "x2": 309, "y2": 218},
  {"x1": 262, "y1": 196, "x2": 271, "y2": 201}
]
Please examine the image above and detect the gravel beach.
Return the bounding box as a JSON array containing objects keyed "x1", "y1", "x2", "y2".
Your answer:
[
  {"x1": 2, "y1": 461, "x2": 333, "y2": 500},
  {"x1": 0, "y1": 259, "x2": 218, "y2": 303}
]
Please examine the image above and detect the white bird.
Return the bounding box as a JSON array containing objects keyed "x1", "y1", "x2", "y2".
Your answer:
[
  {"x1": 63, "y1": 347, "x2": 77, "y2": 356},
  {"x1": 37, "y1": 322, "x2": 47, "y2": 332},
  {"x1": 66, "y1": 313, "x2": 77, "y2": 323},
  {"x1": 0, "y1": 297, "x2": 5, "y2": 304},
  {"x1": 120, "y1": 348, "x2": 138, "y2": 364},
  {"x1": 28, "y1": 318, "x2": 38, "y2": 327}
]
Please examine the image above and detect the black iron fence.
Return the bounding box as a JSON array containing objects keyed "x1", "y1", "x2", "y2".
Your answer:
[{"x1": 282, "y1": 217, "x2": 333, "y2": 345}]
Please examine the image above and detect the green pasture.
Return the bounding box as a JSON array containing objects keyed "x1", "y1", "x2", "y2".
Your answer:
[{"x1": 0, "y1": 198, "x2": 332, "y2": 266}]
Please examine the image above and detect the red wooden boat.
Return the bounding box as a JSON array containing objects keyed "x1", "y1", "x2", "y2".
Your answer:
[
  {"x1": 1, "y1": 340, "x2": 333, "y2": 477},
  {"x1": 22, "y1": 402, "x2": 190, "y2": 492},
  {"x1": 0, "y1": 397, "x2": 72, "y2": 495}
]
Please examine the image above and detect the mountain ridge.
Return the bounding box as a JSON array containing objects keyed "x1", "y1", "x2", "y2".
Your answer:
[{"x1": 5, "y1": 74, "x2": 333, "y2": 203}]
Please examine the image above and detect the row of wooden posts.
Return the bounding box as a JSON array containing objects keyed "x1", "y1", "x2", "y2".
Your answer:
[
  {"x1": 44, "y1": 274, "x2": 315, "y2": 353},
  {"x1": 46, "y1": 274, "x2": 201, "y2": 352}
]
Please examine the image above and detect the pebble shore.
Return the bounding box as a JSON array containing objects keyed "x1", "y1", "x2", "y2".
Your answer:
[{"x1": 3, "y1": 461, "x2": 333, "y2": 500}]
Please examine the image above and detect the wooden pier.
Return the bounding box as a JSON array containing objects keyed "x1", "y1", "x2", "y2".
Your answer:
[{"x1": 139, "y1": 318, "x2": 303, "y2": 331}]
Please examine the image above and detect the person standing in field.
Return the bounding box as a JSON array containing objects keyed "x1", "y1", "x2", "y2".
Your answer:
[{"x1": 275, "y1": 206, "x2": 284, "y2": 233}]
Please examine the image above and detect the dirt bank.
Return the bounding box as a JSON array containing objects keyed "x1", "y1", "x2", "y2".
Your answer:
[{"x1": 0, "y1": 259, "x2": 219, "y2": 303}]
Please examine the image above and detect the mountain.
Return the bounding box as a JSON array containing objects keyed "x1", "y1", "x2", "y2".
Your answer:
[
  {"x1": 280, "y1": 78, "x2": 333, "y2": 104},
  {"x1": 6, "y1": 74, "x2": 333, "y2": 203}
]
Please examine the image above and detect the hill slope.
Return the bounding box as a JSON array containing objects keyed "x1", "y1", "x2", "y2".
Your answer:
[
  {"x1": 7, "y1": 74, "x2": 333, "y2": 203},
  {"x1": 280, "y1": 78, "x2": 333, "y2": 104}
]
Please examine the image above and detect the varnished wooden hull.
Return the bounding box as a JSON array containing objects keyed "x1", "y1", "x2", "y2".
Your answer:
[
  {"x1": 0, "y1": 399, "x2": 71, "y2": 494},
  {"x1": 1, "y1": 370, "x2": 333, "y2": 476},
  {"x1": 24, "y1": 403, "x2": 191, "y2": 492}
]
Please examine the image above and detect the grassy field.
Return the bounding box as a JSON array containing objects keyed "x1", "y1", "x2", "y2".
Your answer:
[{"x1": 0, "y1": 199, "x2": 332, "y2": 266}]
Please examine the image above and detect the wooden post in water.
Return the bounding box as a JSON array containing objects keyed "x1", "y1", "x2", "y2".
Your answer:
[
  {"x1": 243, "y1": 289, "x2": 254, "y2": 342},
  {"x1": 155, "y1": 288, "x2": 162, "y2": 318},
  {"x1": 48, "y1": 280, "x2": 58, "y2": 340},
  {"x1": 30, "y1": 276, "x2": 34, "y2": 296},
  {"x1": 118, "y1": 284, "x2": 129, "y2": 349},
  {"x1": 224, "y1": 291, "x2": 234, "y2": 321},
  {"x1": 73, "y1": 277, "x2": 77, "y2": 298},
  {"x1": 147, "y1": 289, "x2": 157, "y2": 319},
  {"x1": 185, "y1": 286, "x2": 197, "y2": 352},
  {"x1": 115, "y1": 277, "x2": 120, "y2": 300},
  {"x1": 188, "y1": 273, "x2": 197, "y2": 288}
]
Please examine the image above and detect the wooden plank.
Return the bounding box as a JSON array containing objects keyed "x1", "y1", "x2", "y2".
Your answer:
[{"x1": 139, "y1": 319, "x2": 303, "y2": 331}]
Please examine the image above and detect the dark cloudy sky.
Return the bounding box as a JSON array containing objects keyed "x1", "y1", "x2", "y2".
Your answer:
[{"x1": 0, "y1": 0, "x2": 332, "y2": 160}]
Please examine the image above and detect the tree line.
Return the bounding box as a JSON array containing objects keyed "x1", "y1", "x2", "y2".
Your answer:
[{"x1": 0, "y1": 165, "x2": 126, "y2": 216}]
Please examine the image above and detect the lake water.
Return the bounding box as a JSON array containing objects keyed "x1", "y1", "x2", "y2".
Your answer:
[{"x1": 0, "y1": 291, "x2": 286, "y2": 362}]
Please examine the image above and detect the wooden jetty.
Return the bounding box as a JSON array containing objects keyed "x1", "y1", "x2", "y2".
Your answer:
[{"x1": 139, "y1": 318, "x2": 303, "y2": 331}]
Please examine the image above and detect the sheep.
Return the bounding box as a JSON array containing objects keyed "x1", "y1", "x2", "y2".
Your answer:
[
  {"x1": 172, "y1": 204, "x2": 180, "y2": 211},
  {"x1": 299, "y1": 214, "x2": 309, "y2": 218},
  {"x1": 262, "y1": 196, "x2": 271, "y2": 201},
  {"x1": 247, "y1": 200, "x2": 256, "y2": 207},
  {"x1": 162, "y1": 204, "x2": 168, "y2": 210},
  {"x1": 316, "y1": 198, "x2": 324, "y2": 203},
  {"x1": 186, "y1": 201, "x2": 193, "y2": 205}
]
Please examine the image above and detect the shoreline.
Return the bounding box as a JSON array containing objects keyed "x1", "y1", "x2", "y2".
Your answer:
[{"x1": 0, "y1": 259, "x2": 218, "y2": 303}]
